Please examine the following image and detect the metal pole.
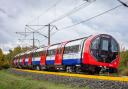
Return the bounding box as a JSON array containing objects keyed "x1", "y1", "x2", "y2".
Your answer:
[
  {"x1": 25, "y1": 28, "x2": 27, "y2": 50},
  {"x1": 48, "y1": 24, "x2": 50, "y2": 45},
  {"x1": 33, "y1": 32, "x2": 35, "y2": 48}
]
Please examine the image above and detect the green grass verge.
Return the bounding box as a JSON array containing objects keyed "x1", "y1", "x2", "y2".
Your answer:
[{"x1": 0, "y1": 70, "x2": 89, "y2": 89}]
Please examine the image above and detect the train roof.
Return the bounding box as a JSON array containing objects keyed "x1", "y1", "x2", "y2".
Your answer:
[
  {"x1": 66, "y1": 38, "x2": 84, "y2": 47},
  {"x1": 14, "y1": 35, "x2": 91, "y2": 57},
  {"x1": 35, "y1": 47, "x2": 44, "y2": 52}
]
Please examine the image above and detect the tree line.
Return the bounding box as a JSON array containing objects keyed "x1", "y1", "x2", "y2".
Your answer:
[{"x1": 0, "y1": 46, "x2": 29, "y2": 69}]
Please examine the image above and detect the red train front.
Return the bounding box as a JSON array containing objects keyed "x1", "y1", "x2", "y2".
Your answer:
[{"x1": 82, "y1": 34, "x2": 120, "y2": 73}]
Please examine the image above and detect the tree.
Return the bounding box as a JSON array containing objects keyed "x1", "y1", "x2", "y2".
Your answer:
[
  {"x1": 119, "y1": 50, "x2": 128, "y2": 75},
  {"x1": 12, "y1": 46, "x2": 22, "y2": 57},
  {"x1": 0, "y1": 48, "x2": 5, "y2": 69},
  {"x1": 120, "y1": 50, "x2": 128, "y2": 66},
  {"x1": 0, "y1": 48, "x2": 4, "y2": 61}
]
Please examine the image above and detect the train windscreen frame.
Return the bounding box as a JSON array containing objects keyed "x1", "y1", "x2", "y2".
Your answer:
[{"x1": 90, "y1": 35, "x2": 119, "y2": 63}]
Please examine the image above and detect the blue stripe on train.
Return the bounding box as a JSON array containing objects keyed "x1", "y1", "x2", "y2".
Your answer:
[
  {"x1": 46, "y1": 60, "x2": 54, "y2": 65},
  {"x1": 62, "y1": 59, "x2": 81, "y2": 65},
  {"x1": 32, "y1": 58, "x2": 81, "y2": 65},
  {"x1": 25, "y1": 62, "x2": 28, "y2": 65},
  {"x1": 32, "y1": 61, "x2": 40, "y2": 65}
]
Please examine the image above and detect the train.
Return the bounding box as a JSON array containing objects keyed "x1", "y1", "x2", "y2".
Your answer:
[{"x1": 13, "y1": 34, "x2": 120, "y2": 74}]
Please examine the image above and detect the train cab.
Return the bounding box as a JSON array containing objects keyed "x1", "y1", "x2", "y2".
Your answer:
[{"x1": 82, "y1": 34, "x2": 120, "y2": 73}]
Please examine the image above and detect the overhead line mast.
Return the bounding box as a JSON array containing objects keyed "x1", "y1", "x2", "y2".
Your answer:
[
  {"x1": 25, "y1": 24, "x2": 58, "y2": 46},
  {"x1": 24, "y1": 0, "x2": 94, "y2": 47},
  {"x1": 16, "y1": 31, "x2": 38, "y2": 49}
]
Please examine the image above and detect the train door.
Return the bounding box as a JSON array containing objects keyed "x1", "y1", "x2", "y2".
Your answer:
[
  {"x1": 28, "y1": 53, "x2": 32, "y2": 65},
  {"x1": 55, "y1": 42, "x2": 68, "y2": 65},
  {"x1": 22, "y1": 55, "x2": 25, "y2": 66},
  {"x1": 16, "y1": 58, "x2": 18, "y2": 67},
  {"x1": 40, "y1": 47, "x2": 48, "y2": 65}
]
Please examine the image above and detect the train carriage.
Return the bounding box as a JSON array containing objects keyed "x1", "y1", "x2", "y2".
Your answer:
[
  {"x1": 32, "y1": 48, "x2": 45, "y2": 70},
  {"x1": 23, "y1": 51, "x2": 33, "y2": 68}
]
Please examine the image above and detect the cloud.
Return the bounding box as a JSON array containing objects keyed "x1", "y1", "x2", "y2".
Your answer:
[
  {"x1": 0, "y1": 8, "x2": 6, "y2": 14},
  {"x1": 0, "y1": 0, "x2": 128, "y2": 54}
]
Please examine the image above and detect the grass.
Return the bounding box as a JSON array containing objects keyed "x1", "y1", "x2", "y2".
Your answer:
[{"x1": 0, "y1": 70, "x2": 89, "y2": 89}]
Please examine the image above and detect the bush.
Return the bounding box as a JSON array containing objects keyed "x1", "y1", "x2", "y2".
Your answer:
[
  {"x1": 2, "y1": 63, "x2": 10, "y2": 69},
  {"x1": 0, "y1": 61, "x2": 10, "y2": 69},
  {"x1": 119, "y1": 51, "x2": 128, "y2": 76},
  {"x1": 120, "y1": 69, "x2": 128, "y2": 76}
]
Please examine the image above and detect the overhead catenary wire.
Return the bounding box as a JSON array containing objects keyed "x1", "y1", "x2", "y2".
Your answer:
[
  {"x1": 32, "y1": 0, "x2": 96, "y2": 45},
  {"x1": 26, "y1": 0, "x2": 95, "y2": 32},
  {"x1": 18, "y1": 0, "x2": 95, "y2": 48},
  {"x1": 117, "y1": 0, "x2": 128, "y2": 7},
  {"x1": 27, "y1": 0, "x2": 63, "y2": 25},
  {"x1": 25, "y1": 0, "x2": 63, "y2": 32},
  {"x1": 31, "y1": 0, "x2": 96, "y2": 38},
  {"x1": 50, "y1": 0, "x2": 128, "y2": 36},
  {"x1": 25, "y1": 0, "x2": 128, "y2": 47},
  {"x1": 48, "y1": 0, "x2": 96, "y2": 24}
]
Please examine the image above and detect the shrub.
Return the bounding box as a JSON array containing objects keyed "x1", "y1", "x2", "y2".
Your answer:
[
  {"x1": 120, "y1": 69, "x2": 128, "y2": 76},
  {"x1": 0, "y1": 61, "x2": 10, "y2": 69}
]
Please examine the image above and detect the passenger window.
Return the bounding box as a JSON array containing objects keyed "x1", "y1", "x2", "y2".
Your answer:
[
  {"x1": 48, "y1": 49, "x2": 56, "y2": 56},
  {"x1": 73, "y1": 45, "x2": 80, "y2": 53},
  {"x1": 34, "y1": 52, "x2": 40, "y2": 57},
  {"x1": 101, "y1": 39, "x2": 109, "y2": 51},
  {"x1": 47, "y1": 50, "x2": 50, "y2": 56},
  {"x1": 64, "y1": 47, "x2": 68, "y2": 54},
  {"x1": 58, "y1": 48, "x2": 62, "y2": 54},
  {"x1": 52, "y1": 49, "x2": 56, "y2": 55},
  {"x1": 26, "y1": 54, "x2": 28, "y2": 58},
  {"x1": 64, "y1": 45, "x2": 80, "y2": 54}
]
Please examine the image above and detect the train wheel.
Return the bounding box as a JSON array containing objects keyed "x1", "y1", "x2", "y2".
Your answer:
[
  {"x1": 36, "y1": 65, "x2": 40, "y2": 71},
  {"x1": 66, "y1": 66, "x2": 75, "y2": 73},
  {"x1": 109, "y1": 68, "x2": 117, "y2": 73},
  {"x1": 75, "y1": 66, "x2": 81, "y2": 73},
  {"x1": 95, "y1": 67, "x2": 101, "y2": 74}
]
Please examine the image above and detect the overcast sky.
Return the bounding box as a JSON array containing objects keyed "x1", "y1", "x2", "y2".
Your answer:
[{"x1": 0, "y1": 0, "x2": 128, "y2": 53}]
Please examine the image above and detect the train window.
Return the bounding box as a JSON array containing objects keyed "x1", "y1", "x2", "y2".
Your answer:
[
  {"x1": 111, "y1": 39, "x2": 118, "y2": 52},
  {"x1": 101, "y1": 39, "x2": 109, "y2": 51},
  {"x1": 47, "y1": 50, "x2": 50, "y2": 56},
  {"x1": 91, "y1": 37, "x2": 100, "y2": 49},
  {"x1": 64, "y1": 47, "x2": 68, "y2": 54},
  {"x1": 91, "y1": 37, "x2": 100, "y2": 60},
  {"x1": 48, "y1": 49, "x2": 56, "y2": 56},
  {"x1": 58, "y1": 48, "x2": 62, "y2": 54},
  {"x1": 109, "y1": 39, "x2": 119, "y2": 61},
  {"x1": 64, "y1": 45, "x2": 80, "y2": 54},
  {"x1": 52, "y1": 49, "x2": 56, "y2": 55},
  {"x1": 75, "y1": 45, "x2": 80, "y2": 52},
  {"x1": 34, "y1": 52, "x2": 40, "y2": 57},
  {"x1": 26, "y1": 54, "x2": 29, "y2": 58}
]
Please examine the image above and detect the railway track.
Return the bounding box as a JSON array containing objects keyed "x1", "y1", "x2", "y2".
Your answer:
[
  {"x1": 9, "y1": 68, "x2": 128, "y2": 89},
  {"x1": 14, "y1": 68, "x2": 128, "y2": 82}
]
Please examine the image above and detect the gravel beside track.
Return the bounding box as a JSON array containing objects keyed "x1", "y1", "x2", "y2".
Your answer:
[{"x1": 9, "y1": 68, "x2": 128, "y2": 89}]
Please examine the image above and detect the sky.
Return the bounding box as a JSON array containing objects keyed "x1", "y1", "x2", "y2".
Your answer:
[{"x1": 0, "y1": 0, "x2": 128, "y2": 54}]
